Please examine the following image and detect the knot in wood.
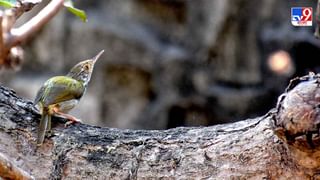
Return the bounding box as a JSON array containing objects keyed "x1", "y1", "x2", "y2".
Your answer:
[{"x1": 273, "y1": 73, "x2": 320, "y2": 150}]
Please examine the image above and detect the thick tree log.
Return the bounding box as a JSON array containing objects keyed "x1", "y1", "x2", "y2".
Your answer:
[{"x1": 0, "y1": 77, "x2": 319, "y2": 179}]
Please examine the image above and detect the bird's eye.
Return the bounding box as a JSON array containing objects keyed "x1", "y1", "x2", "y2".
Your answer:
[{"x1": 83, "y1": 64, "x2": 89, "y2": 71}]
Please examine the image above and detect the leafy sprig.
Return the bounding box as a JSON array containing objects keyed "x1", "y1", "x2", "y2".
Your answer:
[{"x1": 0, "y1": 0, "x2": 87, "y2": 22}]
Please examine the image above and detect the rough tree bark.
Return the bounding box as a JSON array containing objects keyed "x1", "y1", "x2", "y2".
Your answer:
[{"x1": 2, "y1": 74, "x2": 320, "y2": 179}]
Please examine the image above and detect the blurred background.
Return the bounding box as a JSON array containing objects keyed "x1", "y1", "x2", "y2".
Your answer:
[{"x1": 0, "y1": 0, "x2": 319, "y2": 129}]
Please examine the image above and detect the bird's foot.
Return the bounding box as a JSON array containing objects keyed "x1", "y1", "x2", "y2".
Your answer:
[
  {"x1": 52, "y1": 107, "x2": 82, "y2": 127},
  {"x1": 64, "y1": 118, "x2": 82, "y2": 127}
]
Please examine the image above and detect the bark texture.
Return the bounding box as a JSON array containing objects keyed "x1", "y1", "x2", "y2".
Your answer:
[{"x1": 0, "y1": 84, "x2": 319, "y2": 179}]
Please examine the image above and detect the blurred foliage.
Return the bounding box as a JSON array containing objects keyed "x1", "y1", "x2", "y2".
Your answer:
[{"x1": 0, "y1": 0, "x2": 14, "y2": 8}]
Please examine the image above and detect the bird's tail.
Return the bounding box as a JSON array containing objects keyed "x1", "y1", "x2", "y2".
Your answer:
[{"x1": 37, "y1": 110, "x2": 51, "y2": 146}]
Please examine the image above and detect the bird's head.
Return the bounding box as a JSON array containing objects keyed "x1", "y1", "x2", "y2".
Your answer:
[{"x1": 67, "y1": 50, "x2": 104, "y2": 85}]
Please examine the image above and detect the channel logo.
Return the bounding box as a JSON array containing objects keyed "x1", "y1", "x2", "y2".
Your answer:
[{"x1": 291, "y1": 7, "x2": 312, "y2": 26}]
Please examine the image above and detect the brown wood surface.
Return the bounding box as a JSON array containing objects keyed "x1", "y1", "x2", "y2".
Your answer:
[{"x1": 0, "y1": 82, "x2": 318, "y2": 179}]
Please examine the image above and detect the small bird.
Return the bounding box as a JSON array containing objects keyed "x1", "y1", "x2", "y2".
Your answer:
[{"x1": 34, "y1": 50, "x2": 104, "y2": 146}]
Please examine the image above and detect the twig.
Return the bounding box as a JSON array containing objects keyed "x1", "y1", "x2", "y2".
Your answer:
[
  {"x1": 10, "y1": 0, "x2": 41, "y2": 19},
  {"x1": 0, "y1": 0, "x2": 64, "y2": 68},
  {"x1": 0, "y1": 152, "x2": 34, "y2": 180},
  {"x1": 6, "y1": 0, "x2": 64, "y2": 48},
  {"x1": 2, "y1": 0, "x2": 39, "y2": 35}
]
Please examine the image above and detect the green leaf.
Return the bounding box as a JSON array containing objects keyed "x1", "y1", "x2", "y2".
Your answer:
[
  {"x1": 0, "y1": 0, "x2": 16, "y2": 8},
  {"x1": 64, "y1": 0, "x2": 87, "y2": 22},
  {"x1": 66, "y1": 6, "x2": 87, "y2": 22}
]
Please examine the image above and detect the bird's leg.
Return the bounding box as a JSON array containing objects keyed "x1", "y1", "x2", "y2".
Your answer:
[
  {"x1": 46, "y1": 116, "x2": 52, "y2": 136},
  {"x1": 51, "y1": 106, "x2": 82, "y2": 125}
]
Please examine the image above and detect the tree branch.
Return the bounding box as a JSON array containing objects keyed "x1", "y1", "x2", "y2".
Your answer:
[
  {"x1": 1, "y1": 73, "x2": 320, "y2": 178},
  {"x1": 0, "y1": 0, "x2": 64, "y2": 69},
  {"x1": 6, "y1": 0, "x2": 64, "y2": 48},
  {"x1": 2, "y1": 1, "x2": 36, "y2": 35}
]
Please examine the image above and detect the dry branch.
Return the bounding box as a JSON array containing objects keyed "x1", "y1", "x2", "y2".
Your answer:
[
  {"x1": 7, "y1": 0, "x2": 64, "y2": 48},
  {"x1": 0, "y1": 0, "x2": 64, "y2": 69},
  {"x1": 1, "y1": 74, "x2": 320, "y2": 178}
]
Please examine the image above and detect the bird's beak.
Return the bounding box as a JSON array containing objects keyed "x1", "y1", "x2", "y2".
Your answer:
[{"x1": 92, "y1": 50, "x2": 105, "y2": 63}]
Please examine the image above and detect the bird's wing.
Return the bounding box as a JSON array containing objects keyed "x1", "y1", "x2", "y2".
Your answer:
[
  {"x1": 42, "y1": 76, "x2": 85, "y2": 106},
  {"x1": 34, "y1": 85, "x2": 45, "y2": 105}
]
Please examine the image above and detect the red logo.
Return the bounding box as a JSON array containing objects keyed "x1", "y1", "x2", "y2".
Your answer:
[{"x1": 291, "y1": 7, "x2": 312, "y2": 26}]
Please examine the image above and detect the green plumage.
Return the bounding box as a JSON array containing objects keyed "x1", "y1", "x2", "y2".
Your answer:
[
  {"x1": 35, "y1": 76, "x2": 85, "y2": 146},
  {"x1": 34, "y1": 76, "x2": 85, "y2": 106},
  {"x1": 34, "y1": 50, "x2": 104, "y2": 146}
]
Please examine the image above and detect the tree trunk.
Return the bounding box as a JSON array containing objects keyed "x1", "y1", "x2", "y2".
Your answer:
[{"x1": 0, "y1": 78, "x2": 318, "y2": 179}]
